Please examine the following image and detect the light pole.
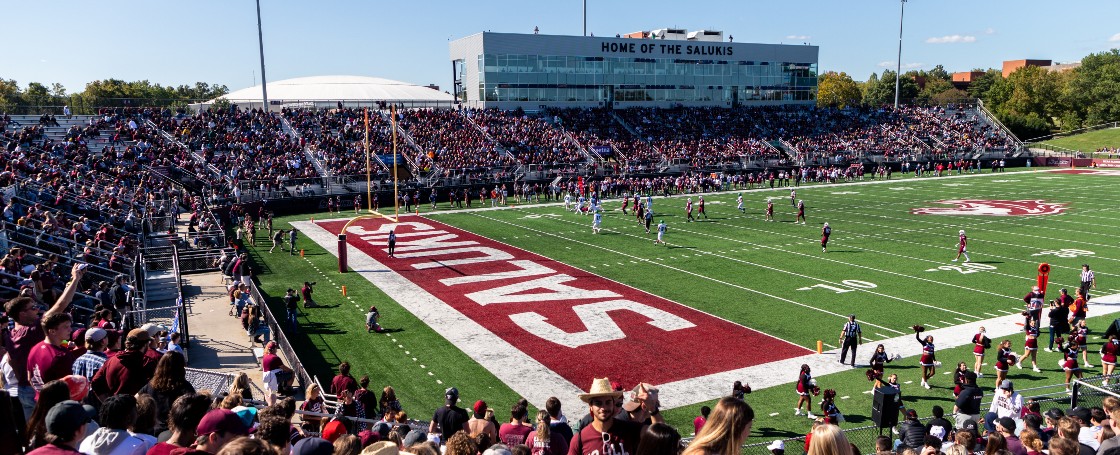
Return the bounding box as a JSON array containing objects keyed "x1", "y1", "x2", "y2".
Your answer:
[
  {"x1": 255, "y1": 0, "x2": 269, "y2": 110},
  {"x1": 894, "y1": 0, "x2": 906, "y2": 110},
  {"x1": 583, "y1": 0, "x2": 587, "y2": 36}
]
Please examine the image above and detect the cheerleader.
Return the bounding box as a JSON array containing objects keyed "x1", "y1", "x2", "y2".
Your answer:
[
  {"x1": 866, "y1": 344, "x2": 895, "y2": 390},
  {"x1": 994, "y1": 340, "x2": 1016, "y2": 388},
  {"x1": 884, "y1": 374, "x2": 904, "y2": 409},
  {"x1": 1101, "y1": 336, "x2": 1120, "y2": 385},
  {"x1": 952, "y1": 362, "x2": 969, "y2": 398},
  {"x1": 820, "y1": 389, "x2": 842, "y2": 425},
  {"x1": 1060, "y1": 337, "x2": 1083, "y2": 392},
  {"x1": 915, "y1": 327, "x2": 936, "y2": 389},
  {"x1": 972, "y1": 327, "x2": 991, "y2": 376},
  {"x1": 794, "y1": 364, "x2": 818, "y2": 419},
  {"x1": 1074, "y1": 320, "x2": 1093, "y2": 368},
  {"x1": 1018, "y1": 320, "x2": 1042, "y2": 372}
]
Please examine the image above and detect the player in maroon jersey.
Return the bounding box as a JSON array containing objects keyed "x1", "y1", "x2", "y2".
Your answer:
[
  {"x1": 765, "y1": 199, "x2": 774, "y2": 222},
  {"x1": 953, "y1": 229, "x2": 971, "y2": 262},
  {"x1": 821, "y1": 222, "x2": 831, "y2": 253},
  {"x1": 795, "y1": 200, "x2": 806, "y2": 224},
  {"x1": 685, "y1": 198, "x2": 695, "y2": 222},
  {"x1": 697, "y1": 196, "x2": 707, "y2": 219},
  {"x1": 635, "y1": 202, "x2": 645, "y2": 225},
  {"x1": 1101, "y1": 336, "x2": 1120, "y2": 385},
  {"x1": 971, "y1": 327, "x2": 990, "y2": 377},
  {"x1": 621, "y1": 195, "x2": 630, "y2": 215},
  {"x1": 1018, "y1": 320, "x2": 1042, "y2": 372}
]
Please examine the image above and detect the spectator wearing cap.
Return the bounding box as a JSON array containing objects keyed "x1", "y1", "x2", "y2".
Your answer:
[
  {"x1": 147, "y1": 393, "x2": 212, "y2": 455},
  {"x1": 430, "y1": 387, "x2": 469, "y2": 441},
  {"x1": 72, "y1": 328, "x2": 110, "y2": 381},
  {"x1": 896, "y1": 409, "x2": 926, "y2": 451},
  {"x1": 27, "y1": 312, "x2": 86, "y2": 394},
  {"x1": 4, "y1": 263, "x2": 87, "y2": 419},
  {"x1": 544, "y1": 396, "x2": 572, "y2": 445},
  {"x1": 78, "y1": 394, "x2": 146, "y2": 455},
  {"x1": 26, "y1": 400, "x2": 96, "y2": 455},
  {"x1": 261, "y1": 341, "x2": 294, "y2": 406},
  {"x1": 90, "y1": 328, "x2": 157, "y2": 398},
  {"x1": 291, "y1": 437, "x2": 333, "y2": 455},
  {"x1": 995, "y1": 416, "x2": 1027, "y2": 455},
  {"x1": 283, "y1": 288, "x2": 300, "y2": 333},
  {"x1": 954, "y1": 371, "x2": 984, "y2": 427},
  {"x1": 989, "y1": 380, "x2": 1024, "y2": 428},
  {"x1": 1067, "y1": 407, "x2": 1099, "y2": 450},
  {"x1": 498, "y1": 402, "x2": 533, "y2": 446},
  {"x1": 571, "y1": 378, "x2": 662, "y2": 455},
  {"x1": 177, "y1": 409, "x2": 249, "y2": 454},
  {"x1": 468, "y1": 400, "x2": 497, "y2": 441}
]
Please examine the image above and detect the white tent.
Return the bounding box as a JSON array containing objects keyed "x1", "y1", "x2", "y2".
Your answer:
[{"x1": 195, "y1": 75, "x2": 454, "y2": 111}]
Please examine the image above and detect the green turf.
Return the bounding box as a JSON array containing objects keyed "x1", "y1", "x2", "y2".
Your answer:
[
  {"x1": 245, "y1": 167, "x2": 1120, "y2": 441},
  {"x1": 1042, "y1": 128, "x2": 1120, "y2": 155}
]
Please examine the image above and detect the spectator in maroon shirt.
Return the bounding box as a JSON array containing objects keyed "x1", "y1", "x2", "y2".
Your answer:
[
  {"x1": 3, "y1": 263, "x2": 87, "y2": 420},
  {"x1": 261, "y1": 342, "x2": 293, "y2": 405},
  {"x1": 90, "y1": 328, "x2": 157, "y2": 398},
  {"x1": 27, "y1": 313, "x2": 86, "y2": 396},
  {"x1": 330, "y1": 362, "x2": 358, "y2": 396}
]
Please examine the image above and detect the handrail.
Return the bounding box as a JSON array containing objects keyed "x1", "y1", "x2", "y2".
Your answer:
[
  {"x1": 974, "y1": 100, "x2": 1024, "y2": 147},
  {"x1": 461, "y1": 111, "x2": 518, "y2": 163},
  {"x1": 1023, "y1": 121, "x2": 1120, "y2": 143}
]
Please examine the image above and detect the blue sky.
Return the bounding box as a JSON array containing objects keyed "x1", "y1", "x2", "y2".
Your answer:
[{"x1": 6, "y1": 0, "x2": 1119, "y2": 94}]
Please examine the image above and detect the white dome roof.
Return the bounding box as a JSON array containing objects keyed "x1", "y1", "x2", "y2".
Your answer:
[{"x1": 218, "y1": 75, "x2": 454, "y2": 103}]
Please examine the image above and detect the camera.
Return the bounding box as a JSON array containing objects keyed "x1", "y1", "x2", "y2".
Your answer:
[
  {"x1": 78, "y1": 263, "x2": 89, "y2": 271},
  {"x1": 310, "y1": 281, "x2": 316, "y2": 286}
]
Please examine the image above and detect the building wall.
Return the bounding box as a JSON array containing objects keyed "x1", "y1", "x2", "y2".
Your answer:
[
  {"x1": 450, "y1": 32, "x2": 818, "y2": 110},
  {"x1": 1002, "y1": 59, "x2": 1052, "y2": 78}
]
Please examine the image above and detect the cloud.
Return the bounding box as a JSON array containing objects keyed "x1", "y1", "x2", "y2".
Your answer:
[
  {"x1": 786, "y1": 35, "x2": 811, "y2": 40},
  {"x1": 985, "y1": 28, "x2": 996, "y2": 35},
  {"x1": 1110, "y1": 33, "x2": 1120, "y2": 42},
  {"x1": 925, "y1": 35, "x2": 977, "y2": 44}
]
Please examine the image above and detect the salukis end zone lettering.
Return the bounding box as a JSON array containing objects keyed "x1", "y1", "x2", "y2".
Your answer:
[{"x1": 316, "y1": 216, "x2": 809, "y2": 393}]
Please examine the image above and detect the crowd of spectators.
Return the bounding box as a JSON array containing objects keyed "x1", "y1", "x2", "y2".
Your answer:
[
  {"x1": 399, "y1": 109, "x2": 515, "y2": 175},
  {"x1": 283, "y1": 108, "x2": 399, "y2": 178},
  {"x1": 467, "y1": 109, "x2": 587, "y2": 166}
]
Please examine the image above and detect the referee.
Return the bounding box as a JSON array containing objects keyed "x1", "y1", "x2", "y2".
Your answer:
[
  {"x1": 1081, "y1": 264, "x2": 1096, "y2": 301},
  {"x1": 839, "y1": 314, "x2": 862, "y2": 367}
]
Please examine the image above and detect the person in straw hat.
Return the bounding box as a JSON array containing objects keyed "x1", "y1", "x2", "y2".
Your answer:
[{"x1": 570, "y1": 377, "x2": 663, "y2": 455}]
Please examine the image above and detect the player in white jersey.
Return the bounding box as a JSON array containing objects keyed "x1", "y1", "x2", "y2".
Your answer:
[
  {"x1": 592, "y1": 210, "x2": 602, "y2": 234},
  {"x1": 790, "y1": 189, "x2": 797, "y2": 207},
  {"x1": 576, "y1": 195, "x2": 585, "y2": 213},
  {"x1": 654, "y1": 220, "x2": 667, "y2": 245},
  {"x1": 564, "y1": 193, "x2": 572, "y2": 211},
  {"x1": 737, "y1": 193, "x2": 745, "y2": 213}
]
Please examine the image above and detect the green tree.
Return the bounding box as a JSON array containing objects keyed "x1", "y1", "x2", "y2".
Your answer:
[
  {"x1": 927, "y1": 64, "x2": 950, "y2": 81},
  {"x1": 1064, "y1": 49, "x2": 1120, "y2": 126},
  {"x1": 22, "y1": 82, "x2": 52, "y2": 109},
  {"x1": 0, "y1": 78, "x2": 20, "y2": 109},
  {"x1": 863, "y1": 70, "x2": 919, "y2": 107},
  {"x1": 916, "y1": 78, "x2": 955, "y2": 105},
  {"x1": 816, "y1": 71, "x2": 862, "y2": 108},
  {"x1": 967, "y1": 69, "x2": 1001, "y2": 100}
]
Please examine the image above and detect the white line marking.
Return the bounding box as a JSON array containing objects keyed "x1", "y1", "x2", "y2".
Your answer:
[{"x1": 769, "y1": 412, "x2": 780, "y2": 417}]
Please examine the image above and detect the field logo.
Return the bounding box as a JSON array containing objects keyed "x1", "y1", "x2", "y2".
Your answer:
[{"x1": 911, "y1": 200, "x2": 1068, "y2": 216}]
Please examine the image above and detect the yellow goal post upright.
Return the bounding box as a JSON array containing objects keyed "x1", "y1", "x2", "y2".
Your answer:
[{"x1": 338, "y1": 106, "x2": 401, "y2": 273}]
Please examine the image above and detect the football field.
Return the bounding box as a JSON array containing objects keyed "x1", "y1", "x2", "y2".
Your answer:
[{"x1": 251, "y1": 167, "x2": 1120, "y2": 439}]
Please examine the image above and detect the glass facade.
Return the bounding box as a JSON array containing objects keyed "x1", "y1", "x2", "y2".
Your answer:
[{"x1": 477, "y1": 54, "x2": 817, "y2": 104}]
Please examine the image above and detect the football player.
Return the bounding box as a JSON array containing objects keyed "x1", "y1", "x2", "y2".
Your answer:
[{"x1": 953, "y1": 229, "x2": 971, "y2": 262}]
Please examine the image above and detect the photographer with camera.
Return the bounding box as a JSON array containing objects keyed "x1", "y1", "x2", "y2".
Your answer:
[
  {"x1": 301, "y1": 281, "x2": 318, "y2": 308},
  {"x1": 1048, "y1": 296, "x2": 1071, "y2": 352}
]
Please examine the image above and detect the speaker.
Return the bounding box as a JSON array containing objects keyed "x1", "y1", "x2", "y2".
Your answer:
[{"x1": 872, "y1": 387, "x2": 900, "y2": 428}]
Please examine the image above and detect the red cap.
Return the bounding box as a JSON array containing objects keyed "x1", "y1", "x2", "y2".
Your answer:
[
  {"x1": 473, "y1": 400, "x2": 487, "y2": 414},
  {"x1": 322, "y1": 420, "x2": 347, "y2": 442}
]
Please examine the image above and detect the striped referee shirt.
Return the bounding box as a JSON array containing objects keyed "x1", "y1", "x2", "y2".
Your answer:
[
  {"x1": 842, "y1": 321, "x2": 861, "y2": 339},
  {"x1": 1082, "y1": 269, "x2": 1095, "y2": 284}
]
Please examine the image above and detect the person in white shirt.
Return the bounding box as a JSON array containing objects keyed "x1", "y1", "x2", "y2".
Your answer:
[{"x1": 987, "y1": 380, "x2": 1023, "y2": 432}]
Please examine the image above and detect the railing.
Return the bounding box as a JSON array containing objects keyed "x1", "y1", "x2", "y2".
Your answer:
[
  {"x1": 248, "y1": 279, "x2": 311, "y2": 393},
  {"x1": 1023, "y1": 121, "x2": 1120, "y2": 143},
  {"x1": 975, "y1": 100, "x2": 1024, "y2": 147}
]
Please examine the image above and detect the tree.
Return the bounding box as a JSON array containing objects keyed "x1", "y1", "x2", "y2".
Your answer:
[
  {"x1": 23, "y1": 82, "x2": 51, "y2": 109},
  {"x1": 863, "y1": 70, "x2": 919, "y2": 107},
  {"x1": 916, "y1": 78, "x2": 956, "y2": 105},
  {"x1": 927, "y1": 64, "x2": 950, "y2": 81},
  {"x1": 816, "y1": 71, "x2": 862, "y2": 108},
  {"x1": 930, "y1": 88, "x2": 969, "y2": 105},
  {"x1": 50, "y1": 83, "x2": 66, "y2": 97},
  {"x1": 1064, "y1": 49, "x2": 1120, "y2": 126},
  {"x1": 0, "y1": 78, "x2": 20, "y2": 109},
  {"x1": 967, "y1": 69, "x2": 1001, "y2": 100}
]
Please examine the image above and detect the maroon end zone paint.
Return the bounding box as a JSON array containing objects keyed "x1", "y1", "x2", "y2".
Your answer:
[{"x1": 321, "y1": 216, "x2": 809, "y2": 389}]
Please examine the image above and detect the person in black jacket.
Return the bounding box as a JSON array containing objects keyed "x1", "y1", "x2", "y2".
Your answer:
[
  {"x1": 925, "y1": 406, "x2": 952, "y2": 442},
  {"x1": 954, "y1": 371, "x2": 984, "y2": 427},
  {"x1": 896, "y1": 409, "x2": 926, "y2": 451},
  {"x1": 1049, "y1": 298, "x2": 1071, "y2": 351}
]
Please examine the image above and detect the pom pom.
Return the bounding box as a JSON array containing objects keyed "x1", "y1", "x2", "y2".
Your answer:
[
  {"x1": 1007, "y1": 354, "x2": 1018, "y2": 366},
  {"x1": 892, "y1": 353, "x2": 903, "y2": 361},
  {"x1": 866, "y1": 369, "x2": 878, "y2": 382},
  {"x1": 912, "y1": 325, "x2": 926, "y2": 333},
  {"x1": 1021, "y1": 310, "x2": 1030, "y2": 317},
  {"x1": 811, "y1": 386, "x2": 821, "y2": 396},
  {"x1": 823, "y1": 389, "x2": 837, "y2": 399},
  {"x1": 933, "y1": 361, "x2": 943, "y2": 368}
]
